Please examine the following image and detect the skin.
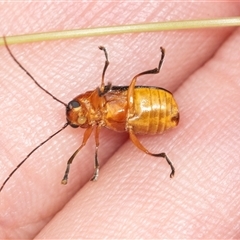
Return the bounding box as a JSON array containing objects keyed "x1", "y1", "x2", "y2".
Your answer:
[{"x1": 0, "y1": 2, "x2": 240, "y2": 239}]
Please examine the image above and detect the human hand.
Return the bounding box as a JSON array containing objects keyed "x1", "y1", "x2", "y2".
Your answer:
[{"x1": 0, "y1": 2, "x2": 240, "y2": 239}]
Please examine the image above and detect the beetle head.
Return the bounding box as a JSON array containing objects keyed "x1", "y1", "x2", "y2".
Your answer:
[{"x1": 66, "y1": 98, "x2": 89, "y2": 128}]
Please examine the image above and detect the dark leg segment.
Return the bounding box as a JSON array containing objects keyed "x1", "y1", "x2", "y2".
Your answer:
[
  {"x1": 134, "y1": 47, "x2": 165, "y2": 78},
  {"x1": 98, "y1": 46, "x2": 110, "y2": 95},
  {"x1": 91, "y1": 125, "x2": 101, "y2": 181}
]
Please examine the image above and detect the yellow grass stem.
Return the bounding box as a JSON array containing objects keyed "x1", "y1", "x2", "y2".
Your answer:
[{"x1": 0, "y1": 17, "x2": 240, "y2": 45}]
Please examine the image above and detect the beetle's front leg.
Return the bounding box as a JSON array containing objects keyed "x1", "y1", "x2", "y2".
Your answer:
[
  {"x1": 61, "y1": 126, "x2": 93, "y2": 185},
  {"x1": 91, "y1": 125, "x2": 101, "y2": 181}
]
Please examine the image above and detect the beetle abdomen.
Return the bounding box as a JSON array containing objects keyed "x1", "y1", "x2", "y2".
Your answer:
[{"x1": 127, "y1": 87, "x2": 179, "y2": 134}]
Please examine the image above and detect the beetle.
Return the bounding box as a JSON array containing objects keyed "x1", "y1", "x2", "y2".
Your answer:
[{"x1": 0, "y1": 37, "x2": 179, "y2": 192}]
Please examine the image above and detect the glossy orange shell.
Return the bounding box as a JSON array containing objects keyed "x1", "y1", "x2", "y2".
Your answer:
[
  {"x1": 67, "y1": 86, "x2": 179, "y2": 135},
  {"x1": 104, "y1": 86, "x2": 179, "y2": 134}
]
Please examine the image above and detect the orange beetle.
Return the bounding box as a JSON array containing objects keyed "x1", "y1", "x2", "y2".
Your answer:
[{"x1": 0, "y1": 37, "x2": 179, "y2": 192}]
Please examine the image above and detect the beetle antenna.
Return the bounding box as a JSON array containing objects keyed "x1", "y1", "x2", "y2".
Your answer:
[
  {"x1": 0, "y1": 123, "x2": 69, "y2": 193},
  {"x1": 3, "y1": 36, "x2": 67, "y2": 107}
]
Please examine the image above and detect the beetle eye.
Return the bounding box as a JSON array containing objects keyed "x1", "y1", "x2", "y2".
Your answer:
[
  {"x1": 69, "y1": 123, "x2": 79, "y2": 128},
  {"x1": 68, "y1": 100, "x2": 80, "y2": 110}
]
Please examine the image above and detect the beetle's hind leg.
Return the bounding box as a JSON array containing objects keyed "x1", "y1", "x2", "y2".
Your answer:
[
  {"x1": 130, "y1": 47, "x2": 165, "y2": 86},
  {"x1": 127, "y1": 47, "x2": 165, "y2": 114},
  {"x1": 128, "y1": 129, "x2": 175, "y2": 178},
  {"x1": 126, "y1": 47, "x2": 174, "y2": 178}
]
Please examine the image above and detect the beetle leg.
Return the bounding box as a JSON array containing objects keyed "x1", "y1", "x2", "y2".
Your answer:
[
  {"x1": 127, "y1": 47, "x2": 165, "y2": 114},
  {"x1": 97, "y1": 82, "x2": 112, "y2": 96},
  {"x1": 98, "y1": 46, "x2": 110, "y2": 95},
  {"x1": 91, "y1": 125, "x2": 101, "y2": 181},
  {"x1": 128, "y1": 129, "x2": 175, "y2": 178},
  {"x1": 134, "y1": 47, "x2": 165, "y2": 78},
  {"x1": 61, "y1": 126, "x2": 93, "y2": 185}
]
